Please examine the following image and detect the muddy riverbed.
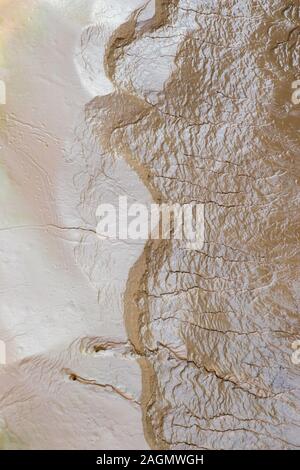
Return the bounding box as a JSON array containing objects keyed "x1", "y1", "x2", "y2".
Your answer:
[{"x1": 0, "y1": 0, "x2": 299, "y2": 450}]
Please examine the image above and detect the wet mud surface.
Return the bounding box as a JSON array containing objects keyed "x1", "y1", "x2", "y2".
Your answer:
[
  {"x1": 0, "y1": 0, "x2": 299, "y2": 450},
  {"x1": 96, "y1": 0, "x2": 300, "y2": 449}
]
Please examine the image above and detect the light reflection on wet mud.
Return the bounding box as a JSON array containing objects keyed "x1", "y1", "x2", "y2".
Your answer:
[{"x1": 90, "y1": 0, "x2": 300, "y2": 449}]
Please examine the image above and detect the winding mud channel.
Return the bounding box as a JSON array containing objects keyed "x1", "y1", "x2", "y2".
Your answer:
[{"x1": 0, "y1": 0, "x2": 300, "y2": 450}]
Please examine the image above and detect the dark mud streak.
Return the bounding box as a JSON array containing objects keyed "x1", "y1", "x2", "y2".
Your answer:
[{"x1": 89, "y1": 0, "x2": 300, "y2": 449}]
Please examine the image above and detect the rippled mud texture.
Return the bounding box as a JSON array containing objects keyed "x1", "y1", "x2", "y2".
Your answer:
[
  {"x1": 1, "y1": 0, "x2": 299, "y2": 450},
  {"x1": 90, "y1": 0, "x2": 300, "y2": 449}
]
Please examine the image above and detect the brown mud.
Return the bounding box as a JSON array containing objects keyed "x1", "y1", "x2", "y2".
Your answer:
[{"x1": 90, "y1": 0, "x2": 300, "y2": 449}]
